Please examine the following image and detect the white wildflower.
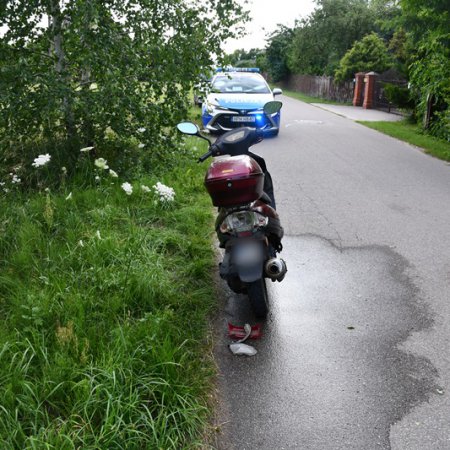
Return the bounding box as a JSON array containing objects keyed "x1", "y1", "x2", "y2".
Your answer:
[
  {"x1": 138, "y1": 143, "x2": 145, "y2": 149},
  {"x1": 96, "y1": 230, "x2": 102, "y2": 240},
  {"x1": 45, "y1": 187, "x2": 50, "y2": 192},
  {"x1": 3, "y1": 188, "x2": 10, "y2": 193},
  {"x1": 94, "y1": 158, "x2": 109, "y2": 170},
  {"x1": 75, "y1": 86, "x2": 83, "y2": 92},
  {"x1": 65, "y1": 192, "x2": 72, "y2": 200},
  {"x1": 95, "y1": 175, "x2": 101, "y2": 182},
  {"x1": 11, "y1": 174, "x2": 21, "y2": 184},
  {"x1": 61, "y1": 166, "x2": 67, "y2": 175},
  {"x1": 109, "y1": 169, "x2": 119, "y2": 178},
  {"x1": 80, "y1": 146, "x2": 94, "y2": 152},
  {"x1": 153, "y1": 182, "x2": 175, "y2": 203},
  {"x1": 137, "y1": 127, "x2": 146, "y2": 133},
  {"x1": 0, "y1": 182, "x2": 5, "y2": 186},
  {"x1": 121, "y1": 182, "x2": 133, "y2": 195},
  {"x1": 32, "y1": 153, "x2": 51, "y2": 168},
  {"x1": 141, "y1": 185, "x2": 151, "y2": 193},
  {"x1": 89, "y1": 83, "x2": 98, "y2": 91}
]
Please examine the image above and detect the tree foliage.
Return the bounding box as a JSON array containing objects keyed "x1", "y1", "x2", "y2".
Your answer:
[
  {"x1": 261, "y1": 0, "x2": 448, "y2": 139},
  {"x1": 400, "y1": 0, "x2": 449, "y2": 138},
  {"x1": 288, "y1": 0, "x2": 376, "y2": 76},
  {"x1": 334, "y1": 32, "x2": 392, "y2": 82},
  {"x1": 387, "y1": 28, "x2": 414, "y2": 77},
  {"x1": 0, "y1": 0, "x2": 248, "y2": 173},
  {"x1": 369, "y1": 0, "x2": 403, "y2": 39},
  {"x1": 264, "y1": 25, "x2": 293, "y2": 82},
  {"x1": 227, "y1": 48, "x2": 263, "y2": 67}
]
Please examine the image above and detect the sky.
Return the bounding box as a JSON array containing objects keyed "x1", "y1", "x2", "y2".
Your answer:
[{"x1": 223, "y1": 0, "x2": 316, "y2": 54}]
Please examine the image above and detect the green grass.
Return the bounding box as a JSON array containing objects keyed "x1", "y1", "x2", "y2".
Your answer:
[
  {"x1": 277, "y1": 87, "x2": 352, "y2": 105},
  {"x1": 358, "y1": 120, "x2": 450, "y2": 162},
  {"x1": 0, "y1": 140, "x2": 217, "y2": 449}
]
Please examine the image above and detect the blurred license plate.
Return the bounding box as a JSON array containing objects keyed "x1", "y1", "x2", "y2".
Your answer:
[
  {"x1": 231, "y1": 116, "x2": 255, "y2": 123},
  {"x1": 234, "y1": 242, "x2": 262, "y2": 265}
]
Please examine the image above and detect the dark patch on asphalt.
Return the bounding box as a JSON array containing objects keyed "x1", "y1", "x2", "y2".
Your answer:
[
  {"x1": 212, "y1": 235, "x2": 439, "y2": 450},
  {"x1": 387, "y1": 203, "x2": 411, "y2": 215}
]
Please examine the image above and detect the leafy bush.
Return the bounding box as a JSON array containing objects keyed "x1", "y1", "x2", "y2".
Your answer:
[
  {"x1": 408, "y1": 32, "x2": 450, "y2": 140},
  {"x1": 334, "y1": 33, "x2": 392, "y2": 83},
  {"x1": 399, "y1": 0, "x2": 449, "y2": 140},
  {"x1": 383, "y1": 83, "x2": 414, "y2": 109}
]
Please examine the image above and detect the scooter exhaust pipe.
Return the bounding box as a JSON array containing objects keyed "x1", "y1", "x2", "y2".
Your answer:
[{"x1": 265, "y1": 258, "x2": 287, "y2": 282}]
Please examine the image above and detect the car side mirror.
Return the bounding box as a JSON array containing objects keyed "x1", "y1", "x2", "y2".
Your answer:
[{"x1": 272, "y1": 88, "x2": 283, "y2": 96}]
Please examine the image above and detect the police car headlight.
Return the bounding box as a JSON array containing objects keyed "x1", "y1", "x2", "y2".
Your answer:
[
  {"x1": 206, "y1": 101, "x2": 229, "y2": 115},
  {"x1": 205, "y1": 101, "x2": 216, "y2": 114}
]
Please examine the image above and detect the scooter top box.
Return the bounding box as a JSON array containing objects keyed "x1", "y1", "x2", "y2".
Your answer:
[{"x1": 205, "y1": 155, "x2": 264, "y2": 207}]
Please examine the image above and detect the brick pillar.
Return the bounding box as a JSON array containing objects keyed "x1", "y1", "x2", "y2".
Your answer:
[
  {"x1": 363, "y1": 72, "x2": 378, "y2": 109},
  {"x1": 353, "y1": 72, "x2": 365, "y2": 106}
]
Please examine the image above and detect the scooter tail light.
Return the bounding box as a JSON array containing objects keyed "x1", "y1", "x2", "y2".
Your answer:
[
  {"x1": 237, "y1": 231, "x2": 253, "y2": 237},
  {"x1": 219, "y1": 211, "x2": 268, "y2": 234}
]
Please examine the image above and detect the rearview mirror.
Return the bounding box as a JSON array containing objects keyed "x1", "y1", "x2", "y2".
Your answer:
[
  {"x1": 263, "y1": 101, "x2": 282, "y2": 116},
  {"x1": 177, "y1": 122, "x2": 199, "y2": 135},
  {"x1": 272, "y1": 88, "x2": 283, "y2": 96}
]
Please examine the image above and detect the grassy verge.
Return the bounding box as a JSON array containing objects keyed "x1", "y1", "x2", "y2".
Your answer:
[
  {"x1": 358, "y1": 120, "x2": 450, "y2": 162},
  {"x1": 0, "y1": 141, "x2": 217, "y2": 448},
  {"x1": 277, "y1": 87, "x2": 352, "y2": 105}
]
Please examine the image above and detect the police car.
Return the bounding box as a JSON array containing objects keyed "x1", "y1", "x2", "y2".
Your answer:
[{"x1": 201, "y1": 68, "x2": 283, "y2": 135}]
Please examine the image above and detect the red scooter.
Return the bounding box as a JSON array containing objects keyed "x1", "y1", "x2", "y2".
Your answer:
[{"x1": 177, "y1": 101, "x2": 286, "y2": 318}]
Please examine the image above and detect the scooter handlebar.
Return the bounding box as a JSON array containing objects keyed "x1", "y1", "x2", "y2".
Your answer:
[
  {"x1": 198, "y1": 150, "x2": 213, "y2": 163},
  {"x1": 197, "y1": 128, "x2": 263, "y2": 163}
]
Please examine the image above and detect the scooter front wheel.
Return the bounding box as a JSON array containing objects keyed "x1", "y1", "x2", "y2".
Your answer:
[{"x1": 247, "y1": 278, "x2": 268, "y2": 318}]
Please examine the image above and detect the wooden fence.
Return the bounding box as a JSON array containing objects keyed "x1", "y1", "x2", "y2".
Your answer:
[{"x1": 278, "y1": 74, "x2": 354, "y2": 103}]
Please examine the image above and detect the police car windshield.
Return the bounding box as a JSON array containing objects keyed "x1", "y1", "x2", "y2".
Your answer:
[{"x1": 211, "y1": 74, "x2": 271, "y2": 94}]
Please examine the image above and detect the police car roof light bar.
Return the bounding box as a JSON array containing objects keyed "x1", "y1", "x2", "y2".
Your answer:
[{"x1": 215, "y1": 67, "x2": 260, "y2": 73}]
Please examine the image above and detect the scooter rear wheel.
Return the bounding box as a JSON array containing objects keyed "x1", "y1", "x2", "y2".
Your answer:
[{"x1": 247, "y1": 278, "x2": 268, "y2": 318}]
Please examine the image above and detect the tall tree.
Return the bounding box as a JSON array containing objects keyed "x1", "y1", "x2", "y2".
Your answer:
[
  {"x1": 288, "y1": 0, "x2": 376, "y2": 75},
  {"x1": 264, "y1": 25, "x2": 293, "y2": 81},
  {"x1": 0, "y1": 0, "x2": 248, "y2": 168}
]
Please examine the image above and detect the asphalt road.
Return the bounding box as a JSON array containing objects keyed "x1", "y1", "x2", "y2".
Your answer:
[{"x1": 212, "y1": 95, "x2": 450, "y2": 449}]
